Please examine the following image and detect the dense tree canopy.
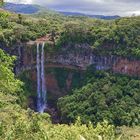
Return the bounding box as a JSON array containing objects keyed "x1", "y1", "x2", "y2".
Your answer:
[
  {"x1": 0, "y1": 8, "x2": 140, "y2": 139},
  {"x1": 58, "y1": 70, "x2": 140, "y2": 126},
  {"x1": 0, "y1": 49, "x2": 123, "y2": 140},
  {"x1": 0, "y1": 10, "x2": 140, "y2": 58}
]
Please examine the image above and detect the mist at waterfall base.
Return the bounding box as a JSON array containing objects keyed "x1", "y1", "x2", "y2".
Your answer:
[{"x1": 36, "y1": 42, "x2": 47, "y2": 113}]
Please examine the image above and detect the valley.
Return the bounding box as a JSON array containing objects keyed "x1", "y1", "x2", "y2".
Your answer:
[{"x1": 0, "y1": 2, "x2": 140, "y2": 139}]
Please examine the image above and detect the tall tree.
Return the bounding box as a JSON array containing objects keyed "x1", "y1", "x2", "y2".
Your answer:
[{"x1": 0, "y1": 0, "x2": 4, "y2": 6}]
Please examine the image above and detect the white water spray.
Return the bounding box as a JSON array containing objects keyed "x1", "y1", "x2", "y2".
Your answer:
[{"x1": 37, "y1": 42, "x2": 46, "y2": 113}]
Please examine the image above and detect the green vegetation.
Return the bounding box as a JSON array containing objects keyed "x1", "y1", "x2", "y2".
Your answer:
[
  {"x1": 0, "y1": 8, "x2": 140, "y2": 139},
  {"x1": 0, "y1": 0, "x2": 4, "y2": 6},
  {"x1": 0, "y1": 10, "x2": 140, "y2": 57},
  {"x1": 57, "y1": 16, "x2": 140, "y2": 58},
  {"x1": 0, "y1": 49, "x2": 124, "y2": 140},
  {"x1": 58, "y1": 70, "x2": 140, "y2": 126},
  {"x1": 0, "y1": 10, "x2": 64, "y2": 46}
]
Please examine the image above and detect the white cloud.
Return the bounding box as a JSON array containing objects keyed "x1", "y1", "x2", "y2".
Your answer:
[
  {"x1": 5, "y1": 0, "x2": 140, "y2": 16},
  {"x1": 5, "y1": 0, "x2": 32, "y2": 4}
]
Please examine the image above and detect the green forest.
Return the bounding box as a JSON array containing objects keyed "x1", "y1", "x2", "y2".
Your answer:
[
  {"x1": 0, "y1": 10, "x2": 140, "y2": 57},
  {"x1": 0, "y1": 1, "x2": 140, "y2": 140}
]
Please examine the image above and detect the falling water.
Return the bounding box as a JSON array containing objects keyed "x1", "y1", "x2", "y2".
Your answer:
[
  {"x1": 37, "y1": 43, "x2": 41, "y2": 112},
  {"x1": 37, "y1": 42, "x2": 46, "y2": 113},
  {"x1": 41, "y1": 42, "x2": 46, "y2": 112}
]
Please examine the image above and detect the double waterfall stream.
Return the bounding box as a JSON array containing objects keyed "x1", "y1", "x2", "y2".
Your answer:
[{"x1": 36, "y1": 42, "x2": 46, "y2": 113}]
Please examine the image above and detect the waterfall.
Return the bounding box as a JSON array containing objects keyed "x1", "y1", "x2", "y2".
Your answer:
[
  {"x1": 41, "y1": 42, "x2": 46, "y2": 112},
  {"x1": 36, "y1": 42, "x2": 46, "y2": 113},
  {"x1": 37, "y1": 43, "x2": 41, "y2": 112}
]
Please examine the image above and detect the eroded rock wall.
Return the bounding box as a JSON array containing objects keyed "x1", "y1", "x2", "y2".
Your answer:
[{"x1": 16, "y1": 43, "x2": 140, "y2": 76}]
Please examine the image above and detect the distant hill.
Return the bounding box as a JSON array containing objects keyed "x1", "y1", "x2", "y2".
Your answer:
[
  {"x1": 2, "y1": 3, "x2": 120, "y2": 19},
  {"x1": 59, "y1": 11, "x2": 120, "y2": 20},
  {"x1": 2, "y1": 2, "x2": 40, "y2": 14}
]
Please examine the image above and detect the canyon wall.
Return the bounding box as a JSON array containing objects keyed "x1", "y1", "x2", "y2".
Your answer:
[
  {"x1": 15, "y1": 43, "x2": 140, "y2": 77},
  {"x1": 1, "y1": 42, "x2": 140, "y2": 107}
]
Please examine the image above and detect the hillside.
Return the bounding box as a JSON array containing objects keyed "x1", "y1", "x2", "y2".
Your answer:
[
  {"x1": 2, "y1": 2, "x2": 119, "y2": 20},
  {"x1": 0, "y1": 6, "x2": 140, "y2": 140},
  {"x1": 0, "y1": 8, "x2": 139, "y2": 58},
  {"x1": 2, "y1": 2, "x2": 40, "y2": 14},
  {"x1": 59, "y1": 11, "x2": 120, "y2": 20}
]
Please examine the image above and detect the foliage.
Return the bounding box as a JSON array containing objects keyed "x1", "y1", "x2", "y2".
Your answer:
[
  {"x1": 58, "y1": 70, "x2": 140, "y2": 126},
  {"x1": 0, "y1": 9, "x2": 140, "y2": 58},
  {"x1": 118, "y1": 126, "x2": 140, "y2": 140},
  {"x1": 0, "y1": 113, "x2": 121, "y2": 140},
  {"x1": 0, "y1": 49, "x2": 21, "y2": 94},
  {"x1": 0, "y1": 9, "x2": 140, "y2": 140},
  {"x1": 0, "y1": 49, "x2": 124, "y2": 140},
  {"x1": 0, "y1": 0, "x2": 4, "y2": 6},
  {"x1": 57, "y1": 16, "x2": 140, "y2": 58}
]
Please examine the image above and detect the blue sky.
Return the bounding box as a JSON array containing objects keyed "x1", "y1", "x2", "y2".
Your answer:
[{"x1": 5, "y1": 0, "x2": 140, "y2": 16}]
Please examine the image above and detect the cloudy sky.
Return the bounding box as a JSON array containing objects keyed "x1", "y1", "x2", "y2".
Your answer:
[{"x1": 5, "y1": 0, "x2": 140, "y2": 16}]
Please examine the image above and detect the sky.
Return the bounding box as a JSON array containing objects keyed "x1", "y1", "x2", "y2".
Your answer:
[{"x1": 5, "y1": 0, "x2": 140, "y2": 16}]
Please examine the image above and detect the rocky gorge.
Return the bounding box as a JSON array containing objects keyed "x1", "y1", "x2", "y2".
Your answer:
[{"x1": 1, "y1": 38, "x2": 140, "y2": 116}]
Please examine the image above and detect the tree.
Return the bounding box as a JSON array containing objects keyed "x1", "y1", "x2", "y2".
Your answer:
[
  {"x1": 18, "y1": 14, "x2": 23, "y2": 24},
  {"x1": 0, "y1": 0, "x2": 4, "y2": 6},
  {"x1": 58, "y1": 71, "x2": 140, "y2": 126},
  {"x1": 0, "y1": 49, "x2": 22, "y2": 94}
]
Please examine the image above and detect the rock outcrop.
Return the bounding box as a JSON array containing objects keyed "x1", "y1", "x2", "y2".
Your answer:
[
  {"x1": 1, "y1": 42, "x2": 140, "y2": 110},
  {"x1": 14, "y1": 43, "x2": 140, "y2": 77}
]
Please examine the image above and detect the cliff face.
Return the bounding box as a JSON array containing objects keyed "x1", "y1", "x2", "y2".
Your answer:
[
  {"x1": 1, "y1": 42, "x2": 140, "y2": 107},
  {"x1": 113, "y1": 58, "x2": 140, "y2": 76},
  {"x1": 22, "y1": 67, "x2": 83, "y2": 109},
  {"x1": 15, "y1": 43, "x2": 140, "y2": 77}
]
